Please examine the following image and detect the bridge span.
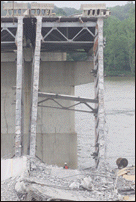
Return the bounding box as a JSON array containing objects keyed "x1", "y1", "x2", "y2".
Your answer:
[{"x1": 1, "y1": 2, "x2": 110, "y2": 168}]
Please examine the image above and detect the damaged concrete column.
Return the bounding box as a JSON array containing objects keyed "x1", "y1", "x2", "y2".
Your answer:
[
  {"x1": 15, "y1": 16, "x2": 24, "y2": 157},
  {"x1": 94, "y1": 18, "x2": 105, "y2": 168},
  {"x1": 29, "y1": 16, "x2": 42, "y2": 156}
]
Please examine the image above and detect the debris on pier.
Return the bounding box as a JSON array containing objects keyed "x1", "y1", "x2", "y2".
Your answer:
[
  {"x1": 115, "y1": 166, "x2": 135, "y2": 201},
  {"x1": 1, "y1": 156, "x2": 135, "y2": 201}
]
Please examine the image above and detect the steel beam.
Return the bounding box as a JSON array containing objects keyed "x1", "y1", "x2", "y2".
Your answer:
[
  {"x1": 1, "y1": 41, "x2": 15, "y2": 44},
  {"x1": 56, "y1": 27, "x2": 69, "y2": 41},
  {"x1": 3, "y1": 27, "x2": 16, "y2": 38},
  {"x1": 42, "y1": 41, "x2": 94, "y2": 44},
  {"x1": 43, "y1": 27, "x2": 54, "y2": 39},
  {"x1": 38, "y1": 105, "x2": 96, "y2": 114},
  {"x1": 1, "y1": 22, "x2": 18, "y2": 28},
  {"x1": 86, "y1": 27, "x2": 95, "y2": 37},
  {"x1": 38, "y1": 92, "x2": 98, "y2": 103},
  {"x1": 42, "y1": 26, "x2": 94, "y2": 43},
  {"x1": 42, "y1": 21, "x2": 97, "y2": 28},
  {"x1": 72, "y1": 27, "x2": 84, "y2": 41}
]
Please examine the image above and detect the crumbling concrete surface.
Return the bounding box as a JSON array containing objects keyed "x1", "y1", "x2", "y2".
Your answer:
[
  {"x1": 114, "y1": 166, "x2": 135, "y2": 201},
  {"x1": 1, "y1": 156, "x2": 135, "y2": 201}
]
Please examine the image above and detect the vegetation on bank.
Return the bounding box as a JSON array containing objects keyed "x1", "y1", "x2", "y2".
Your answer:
[
  {"x1": 104, "y1": 2, "x2": 135, "y2": 76},
  {"x1": 1, "y1": 1, "x2": 135, "y2": 76}
]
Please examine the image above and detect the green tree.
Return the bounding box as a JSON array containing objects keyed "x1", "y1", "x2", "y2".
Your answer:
[
  {"x1": 123, "y1": 5, "x2": 135, "y2": 73},
  {"x1": 104, "y1": 2, "x2": 135, "y2": 75},
  {"x1": 53, "y1": 7, "x2": 67, "y2": 16},
  {"x1": 104, "y1": 16, "x2": 130, "y2": 74},
  {"x1": 108, "y1": 2, "x2": 134, "y2": 21},
  {"x1": 67, "y1": 51, "x2": 87, "y2": 61},
  {"x1": 127, "y1": 1, "x2": 134, "y2": 4},
  {"x1": 62, "y1": 7, "x2": 82, "y2": 16}
]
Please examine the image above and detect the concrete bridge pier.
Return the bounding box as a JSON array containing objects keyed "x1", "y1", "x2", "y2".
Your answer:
[
  {"x1": 1, "y1": 2, "x2": 111, "y2": 169},
  {"x1": 21, "y1": 56, "x2": 78, "y2": 168},
  {"x1": 36, "y1": 61, "x2": 77, "y2": 168}
]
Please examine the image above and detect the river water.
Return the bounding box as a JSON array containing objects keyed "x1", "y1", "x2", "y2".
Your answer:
[{"x1": 75, "y1": 77, "x2": 135, "y2": 169}]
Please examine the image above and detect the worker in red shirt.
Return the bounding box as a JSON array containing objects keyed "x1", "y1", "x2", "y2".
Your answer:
[{"x1": 63, "y1": 162, "x2": 69, "y2": 169}]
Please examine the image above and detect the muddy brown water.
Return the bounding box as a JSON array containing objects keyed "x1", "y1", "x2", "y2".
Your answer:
[{"x1": 75, "y1": 77, "x2": 135, "y2": 169}]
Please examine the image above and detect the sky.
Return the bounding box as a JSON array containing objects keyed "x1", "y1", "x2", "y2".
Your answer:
[{"x1": 14, "y1": 1, "x2": 135, "y2": 10}]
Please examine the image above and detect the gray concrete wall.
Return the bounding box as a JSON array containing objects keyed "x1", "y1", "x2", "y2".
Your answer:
[
  {"x1": 23, "y1": 62, "x2": 32, "y2": 155},
  {"x1": 37, "y1": 61, "x2": 94, "y2": 87},
  {"x1": 74, "y1": 61, "x2": 94, "y2": 85},
  {"x1": 1, "y1": 62, "x2": 16, "y2": 158},
  {"x1": 36, "y1": 133, "x2": 77, "y2": 168},
  {"x1": 36, "y1": 61, "x2": 77, "y2": 168},
  {"x1": 1, "y1": 52, "x2": 93, "y2": 168},
  {"x1": 41, "y1": 52, "x2": 67, "y2": 61},
  {"x1": 1, "y1": 59, "x2": 32, "y2": 158}
]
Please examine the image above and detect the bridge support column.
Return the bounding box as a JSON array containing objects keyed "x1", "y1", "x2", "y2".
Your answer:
[
  {"x1": 15, "y1": 17, "x2": 24, "y2": 157},
  {"x1": 29, "y1": 17, "x2": 42, "y2": 157},
  {"x1": 94, "y1": 18, "x2": 105, "y2": 168}
]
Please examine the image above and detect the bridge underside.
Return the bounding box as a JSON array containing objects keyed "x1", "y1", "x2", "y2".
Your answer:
[{"x1": 1, "y1": 16, "x2": 96, "y2": 52}]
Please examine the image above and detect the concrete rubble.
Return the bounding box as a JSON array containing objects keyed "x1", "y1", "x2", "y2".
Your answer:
[{"x1": 1, "y1": 156, "x2": 135, "y2": 201}]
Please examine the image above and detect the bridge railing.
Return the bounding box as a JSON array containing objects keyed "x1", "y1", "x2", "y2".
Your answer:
[
  {"x1": 3, "y1": 2, "x2": 55, "y2": 17},
  {"x1": 3, "y1": 2, "x2": 28, "y2": 16},
  {"x1": 30, "y1": 3, "x2": 54, "y2": 16},
  {"x1": 81, "y1": 4, "x2": 111, "y2": 17}
]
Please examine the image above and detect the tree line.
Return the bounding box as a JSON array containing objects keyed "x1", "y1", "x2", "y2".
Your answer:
[
  {"x1": 1, "y1": 1, "x2": 135, "y2": 76},
  {"x1": 104, "y1": 2, "x2": 135, "y2": 76}
]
